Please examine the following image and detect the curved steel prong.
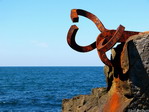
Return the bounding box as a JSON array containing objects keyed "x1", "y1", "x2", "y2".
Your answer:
[
  {"x1": 97, "y1": 25, "x2": 125, "y2": 66},
  {"x1": 71, "y1": 9, "x2": 107, "y2": 32},
  {"x1": 67, "y1": 25, "x2": 96, "y2": 52},
  {"x1": 67, "y1": 9, "x2": 141, "y2": 68},
  {"x1": 97, "y1": 25, "x2": 125, "y2": 52},
  {"x1": 67, "y1": 9, "x2": 106, "y2": 52}
]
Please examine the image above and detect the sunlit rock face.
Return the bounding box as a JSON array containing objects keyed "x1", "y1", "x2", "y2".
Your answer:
[{"x1": 62, "y1": 34, "x2": 149, "y2": 112}]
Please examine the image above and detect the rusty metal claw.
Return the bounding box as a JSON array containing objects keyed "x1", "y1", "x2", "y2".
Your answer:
[
  {"x1": 70, "y1": 9, "x2": 107, "y2": 32},
  {"x1": 97, "y1": 25, "x2": 125, "y2": 53},
  {"x1": 67, "y1": 25, "x2": 96, "y2": 52},
  {"x1": 67, "y1": 9, "x2": 106, "y2": 52},
  {"x1": 67, "y1": 9, "x2": 141, "y2": 70},
  {"x1": 97, "y1": 25, "x2": 125, "y2": 66},
  {"x1": 96, "y1": 26, "x2": 140, "y2": 66}
]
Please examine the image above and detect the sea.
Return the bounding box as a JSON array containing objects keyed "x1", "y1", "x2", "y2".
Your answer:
[{"x1": 0, "y1": 67, "x2": 106, "y2": 112}]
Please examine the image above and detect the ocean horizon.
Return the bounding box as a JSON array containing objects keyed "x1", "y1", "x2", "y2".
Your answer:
[{"x1": 0, "y1": 66, "x2": 106, "y2": 112}]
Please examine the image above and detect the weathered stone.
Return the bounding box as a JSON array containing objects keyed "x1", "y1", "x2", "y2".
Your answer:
[
  {"x1": 62, "y1": 34, "x2": 149, "y2": 112},
  {"x1": 62, "y1": 88, "x2": 107, "y2": 112}
]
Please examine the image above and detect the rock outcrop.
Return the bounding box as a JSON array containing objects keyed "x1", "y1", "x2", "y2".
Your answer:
[{"x1": 62, "y1": 33, "x2": 149, "y2": 112}]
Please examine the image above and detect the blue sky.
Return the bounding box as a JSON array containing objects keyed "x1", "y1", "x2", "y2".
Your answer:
[{"x1": 0, "y1": 0, "x2": 149, "y2": 66}]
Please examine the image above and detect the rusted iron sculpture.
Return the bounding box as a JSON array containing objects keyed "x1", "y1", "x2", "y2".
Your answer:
[{"x1": 67, "y1": 9, "x2": 141, "y2": 73}]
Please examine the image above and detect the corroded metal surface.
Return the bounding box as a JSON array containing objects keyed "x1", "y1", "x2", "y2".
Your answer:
[
  {"x1": 70, "y1": 9, "x2": 106, "y2": 32},
  {"x1": 67, "y1": 9, "x2": 141, "y2": 70},
  {"x1": 67, "y1": 9, "x2": 106, "y2": 52},
  {"x1": 97, "y1": 25, "x2": 125, "y2": 66}
]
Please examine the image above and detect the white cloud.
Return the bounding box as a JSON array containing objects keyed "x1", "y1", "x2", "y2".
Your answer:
[{"x1": 31, "y1": 41, "x2": 49, "y2": 48}]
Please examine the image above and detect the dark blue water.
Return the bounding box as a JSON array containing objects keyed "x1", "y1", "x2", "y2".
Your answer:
[{"x1": 0, "y1": 67, "x2": 106, "y2": 112}]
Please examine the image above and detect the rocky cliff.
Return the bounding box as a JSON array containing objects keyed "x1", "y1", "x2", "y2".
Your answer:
[{"x1": 62, "y1": 33, "x2": 149, "y2": 112}]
